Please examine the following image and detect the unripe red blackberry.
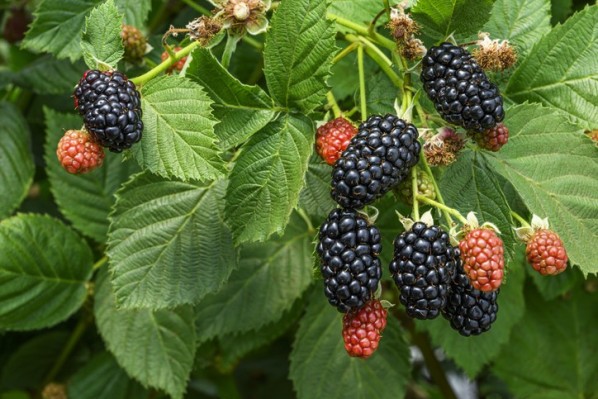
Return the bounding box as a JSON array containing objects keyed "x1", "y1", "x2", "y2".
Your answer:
[
  {"x1": 56, "y1": 130, "x2": 105, "y2": 174},
  {"x1": 342, "y1": 299, "x2": 387, "y2": 358},
  {"x1": 470, "y1": 123, "x2": 508, "y2": 152},
  {"x1": 526, "y1": 229, "x2": 568, "y2": 275},
  {"x1": 459, "y1": 227, "x2": 504, "y2": 292},
  {"x1": 317, "y1": 209, "x2": 382, "y2": 313},
  {"x1": 316, "y1": 117, "x2": 357, "y2": 166}
]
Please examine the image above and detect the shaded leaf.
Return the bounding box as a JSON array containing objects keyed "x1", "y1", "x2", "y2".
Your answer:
[{"x1": 298, "y1": 154, "x2": 336, "y2": 220}]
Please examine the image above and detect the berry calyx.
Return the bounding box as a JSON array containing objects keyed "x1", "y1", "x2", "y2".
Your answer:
[
  {"x1": 526, "y1": 229, "x2": 568, "y2": 276},
  {"x1": 459, "y1": 226, "x2": 504, "y2": 292},
  {"x1": 316, "y1": 117, "x2": 357, "y2": 166},
  {"x1": 121, "y1": 25, "x2": 147, "y2": 64},
  {"x1": 56, "y1": 130, "x2": 105, "y2": 174},
  {"x1": 161, "y1": 47, "x2": 188, "y2": 73},
  {"x1": 470, "y1": 123, "x2": 509, "y2": 152},
  {"x1": 342, "y1": 299, "x2": 388, "y2": 358},
  {"x1": 472, "y1": 33, "x2": 517, "y2": 72}
]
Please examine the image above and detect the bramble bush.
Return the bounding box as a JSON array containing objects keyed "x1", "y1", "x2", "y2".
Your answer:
[{"x1": 0, "y1": 0, "x2": 597, "y2": 398}]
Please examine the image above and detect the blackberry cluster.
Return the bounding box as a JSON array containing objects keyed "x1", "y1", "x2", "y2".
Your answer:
[
  {"x1": 442, "y1": 262, "x2": 499, "y2": 336},
  {"x1": 74, "y1": 70, "x2": 143, "y2": 152},
  {"x1": 331, "y1": 114, "x2": 420, "y2": 209},
  {"x1": 317, "y1": 209, "x2": 382, "y2": 313},
  {"x1": 421, "y1": 43, "x2": 504, "y2": 132},
  {"x1": 389, "y1": 222, "x2": 459, "y2": 319}
]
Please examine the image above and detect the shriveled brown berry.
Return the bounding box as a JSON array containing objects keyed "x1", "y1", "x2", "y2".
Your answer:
[{"x1": 56, "y1": 130, "x2": 105, "y2": 174}]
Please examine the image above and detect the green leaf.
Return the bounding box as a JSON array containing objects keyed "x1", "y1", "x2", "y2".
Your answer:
[
  {"x1": 225, "y1": 114, "x2": 314, "y2": 244},
  {"x1": 44, "y1": 108, "x2": 138, "y2": 242},
  {"x1": 551, "y1": 0, "x2": 573, "y2": 24},
  {"x1": 329, "y1": 0, "x2": 389, "y2": 33},
  {"x1": 438, "y1": 150, "x2": 516, "y2": 261},
  {"x1": 114, "y1": 0, "x2": 152, "y2": 27},
  {"x1": 418, "y1": 257, "x2": 525, "y2": 377},
  {"x1": 108, "y1": 172, "x2": 237, "y2": 309},
  {"x1": 494, "y1": 284, "x2": 598, "y2": 398},
  {"x1": 132, "y1": 75, "x2": 225, "y2": 182},
  {"x1": 11, "y1": 56, "x2": 85, "y2": 95},
  {"x1": 412, "y1": 0, "x2": 494, "y2": 42},
  {"x1": 81, "y1": 0, "x2": 124, "y2": 69},
  {"x1": 22, "y1": 0, "x2": 101, "y2": 61},
  {"x1": 186, "y1": 48, "x2": 277, "y2": 149},
  {"x1": 528, "y1": 265, "x2": 582, "y2": 301},
  {"x1": 68, "y1": 352, "x2": 149, "y2": 399},
  {"x1": 483, "y1": 0, "x2": 551, "y2": 57},
  {"x1": 505, "y1": 6, "x2": 598, "y2": 128},
  {"x1": 264, "y1": 0, "x2": 336, "y2": 113},
  {"x1": 298, "y1": 154, "x2": 336, "y2": 220},
  {"x1": 366, "y1": 71, "x2": 398, "y2": 115},
  {"x1": 487, "y1": 103, "x2": 598, "y2": 274},
  {"x1": 0, "y1": 215, "x2": 93, "y2": 330},
  {"x1": 94, "y1": 269, "x2": 195, "y2": 399},
  {"x1": 290, "y1": 289, "x2": 411, "y2": 399},
  {"x1": 0, "y1": 103, "x2": 34, "y2": 220},
  {"x1": 0, "y1": 331, "x2": 69, "y2": 391},
  {"x1": 195, "y1": 212, "x2": 313, "y2": 341}
]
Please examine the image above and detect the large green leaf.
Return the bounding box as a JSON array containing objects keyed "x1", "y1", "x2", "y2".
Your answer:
[
  {"x1": 0, "y1": 103, "x2": 34, "y2": 220},
  {"x1": 328, "y1": 0, "x2": 389, "y2": 33},
  {"x1": 264, "y1": 0, "x2": 336, "y2": 113},
  {"x1": 186, "y1": 48, "x2": 277, "y2": 149},
  {"x1": 225, "y1": 114, "x2": 314, "y2": 244},
  {"x1": 0, "y1": 215, "x2": 93, "y2": 330},
  {"x1": 132, "y1": 75, "x2": 225, "y2": 182},
  {"x1": 22, "y1": 0, "x2": 100, "y2": 61},
  {"x1": 11, "y1": 56, "x2": 84, "y2": 95},
  {"x1": 412, "y1": 0, "x2": 494, "y2": 42},
  {"x1": 80, "y1": 0, "x2": 124, "y2": 69},
  {"x1": 483, "y1": 0, "x2": 551, "y2": 57},
  {"x1": 438, "y1": 150, "x2": 516, "y2": 260},
  {"x1": 115, "y1": 0, "x2": 152, "y2": 27},
  {"x1": 68, "y1": 352, "x2": 149, "y2": 399},
  {"x1": 44, "y1": 108, "x2": 138, "y2": 242},
  {"x1": 505, "y1": 6, "x2": 598, "y2": 128},
  {"x1": 95, "y1": 269, "x2": 195, "y2": 399},
  {"x1": 290, "y1": 289, "x2": 411, "y2": 399},
  {"x1": 487, "y1": 103, "x2": 598, "y2": 273},
  {"x1": 108, "y1": 172, "x2": 237, "y2": 309},
  {"x1": 298, "y1": 154, "x2": 336, "y2": 220},
  {"x1": 418, "y1": 254, "x2": 525, "y2": 377},
  {"x1": 494, "y1": 285, "x2": 598, "y2": 398},
  {"x1": 195, "y1": 213, "x2": 313, "y2": 341}
]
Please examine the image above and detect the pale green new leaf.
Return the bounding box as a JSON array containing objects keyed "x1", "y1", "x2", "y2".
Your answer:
[
  {"x1": 186, "y1": 48, "x2": 277, "y2": 149},
  {"x1": 44, "y1": 108, "x2": 138, "y2": 242},
  {"x1": 108, "y1": 172, "x2": 237, "y2": 309},
  {"x1": 418, "y1": 257, "x2": 525, "y2": 377},
  {"x1": 487, "y1": 103, "x2": 598, "y2": 273},
  {"x1": 195, "y1": 213, "x2": 313, "y2": 341},
  {"x1": 132, "y1": 75, "x2": 225, "y2": 181},
  {"x1": 0, "y1": 103, "x2": 34, "y2": 220},
  {"x1": 298, "y1": 154, "x2": 336, "y2": 220},
  {"x1": 412, "y1": 0, "x2": 494, "y2": 42},
  {"x1": 438, "y1": 150, "x2": 516, "y2": 260},
  {"x1": 225, "y1": 114, "x2": 314, "y2": 244},
  {"x1": 264, "y1": 0, "x2": 336, "y2": 113},
  {"x1": 0, "y1": 215, "x2": 93, "y2": 330},
  {"x1": 12, "y1": 56, "x2": 85, "y2": 95},
  {"x1": 494, "y1": 285, "x2": 598, "y2": 398},
  {"x1": 22, "y1": 0, "x2": 101, "y2": 61},
  {"x1": 290, "y1": 289, "x2": 411, "y2": 399},
  {"x1": 115, "y1": 0, "x2": 152, "y2": 27},
  {"x1": 81, "y1": 0, "x2": 124, "y2": 69},
  {"x1": 505, "y1": 6, "x2": 598, "y2": 128},
  {"x1": 94, "y1": 270, "x2": 195, "y2": 399},
  {"x1": 68, "y1": 352, "x2": 149, "y2": 399},
  {"x1": 483, "y1": 0, "x2": 551, "y2": 57}
]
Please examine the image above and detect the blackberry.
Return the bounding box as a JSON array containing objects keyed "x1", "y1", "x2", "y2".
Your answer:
[
  {"x1": 421, "y1": 42, "x2": 504, "y2": 132},
  {"x1": 316, "y1": 209, "x2": 382, "y2": 313},
  {"x1": 389, "y1": 222, "x2": 458, "y2": 319},
  {"x1": 442, "y1": 262, "x2": 499, "y2": 336},
  {"x1": 331, "y1": 114, "x2": 420, "y2": 209},
  {"x1": 74, "y1": 70, "x2": 143, "y2": 152}
]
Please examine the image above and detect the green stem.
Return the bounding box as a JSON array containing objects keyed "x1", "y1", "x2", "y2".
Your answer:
[
  {"x1": 327, "y1": 13, "x2": 396, "y2": 50},
  {"x1": 417, "y1": 196, "x2": 467, "y2": 225},
  {"x1": 92, "y1": 256, "x2": 108, "y2": 271},
  {"x1": 43, "y1": 316, "x2": 90, "y2": 385},
  {"x1": 326, "y1": 91, "x2": 342, "y2": 118},
  {"x1": 420, "y1": 157, "x2": 453, "y2": 226},
  {"x1": 221, "y1": 33, "x2": 240, "y2": 69},
  {"x1": 357, "y1": 44, "x2": 367, "y2": 120},
  {"x1": 332, "y1": 41, "x2": 359, "y2": 64},
  {"x1": 411, "y1": 167, "x2": 420, "y2": 220},
  {"x1": 298, "y1": 208, "x2": 315, "y2": 234},
  {"x1": 511, "y1": 211, "x2": 530, "y2": 227},
  {"x1": 346, "y1": 34, "x2": 403, "y2": 90},
  {"x1": 131, "y1": 41, "x2": 200, "y2": 86}
]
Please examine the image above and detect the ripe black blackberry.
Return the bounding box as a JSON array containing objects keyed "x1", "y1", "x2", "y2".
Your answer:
[
  {"x1": 421, "y1": 42, "x2": 504, "y2": 132},
  {"x1": 74, "y1": 70, "x2": 143, "y2": 152},
  {"x1": 389, "y1": 222, "x2": 458, "y2": 319},
  {"x1": 316, "y1": 209, "x2": 382, "y2": 313},
  {"x1": 442, "y1": 262, "x2": 499, "y2": 336},
  {"x1": 331, "y1": 114, "x2": 420, "y2": 210}
]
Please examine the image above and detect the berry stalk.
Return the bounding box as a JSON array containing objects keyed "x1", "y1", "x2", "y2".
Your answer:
[
  {"x1": 357, "y1": 45, "x2": 367, "y2": 120},
  {"x1": 416, "y1": 195, "x2": 468, "y2": 225},
  {"x1": 410, "y1": 167, "x2": 420, "y2": 220},
  {"x1": 511, "y1": 210, "x2": 531, "y2": 228},
  {"x1": 130, "y1": 41, "x2": 201, "y2": 86},
  {"x1": 327, "y1": 13, "x2": 396, "y2": 51}
]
